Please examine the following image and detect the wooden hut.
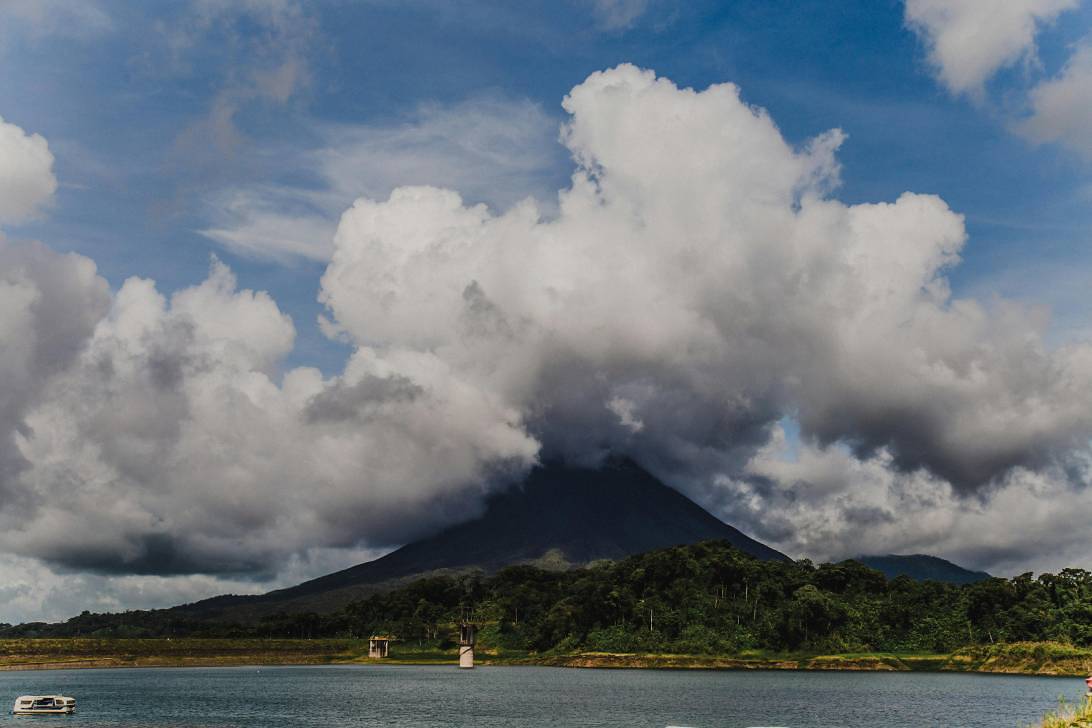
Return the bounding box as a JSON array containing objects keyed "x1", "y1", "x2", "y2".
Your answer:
[{"x1": 368, "y1": 636, "x2": 392, "y2": 658}]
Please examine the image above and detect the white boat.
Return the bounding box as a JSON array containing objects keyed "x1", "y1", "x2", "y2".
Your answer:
[{"x1": 11, "y1": 695, "x2": 76, "y2": 715}]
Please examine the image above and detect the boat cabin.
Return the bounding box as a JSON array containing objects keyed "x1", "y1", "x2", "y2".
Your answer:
[{"x1": 12, "y1": 695, "x2": 77, "y2": 715}]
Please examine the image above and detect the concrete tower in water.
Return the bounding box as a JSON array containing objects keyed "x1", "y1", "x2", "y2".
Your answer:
[{"x1": 458, "y1": 622, "x2": 476, "y2": 669}]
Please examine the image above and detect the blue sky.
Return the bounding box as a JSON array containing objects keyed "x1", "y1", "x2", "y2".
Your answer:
[
  {"x1": 3, "y1": 0, "x2": 1089, "y2": 371},
  {"x1": 2, "y1": 0, "x2": 1092, "y2": 622}
]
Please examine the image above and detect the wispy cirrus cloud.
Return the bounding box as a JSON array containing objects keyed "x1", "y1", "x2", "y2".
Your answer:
[
  {"x1": 587, "y1": 0, "x2": 651, "y2": 31},
  {"x1": 200, "y1": 97, "x2": 565, "y2": 262},
  {"x1": 0, "y1": 0, "x2": 113, "y2": 44},
  {"x1": 166, "y1": 0, "x2": 317, "y2": 174}
]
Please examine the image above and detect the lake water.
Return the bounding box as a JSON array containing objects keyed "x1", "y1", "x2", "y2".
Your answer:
[{"x1": 0, "y1": 665, "x2": 1082, "y2": 727}]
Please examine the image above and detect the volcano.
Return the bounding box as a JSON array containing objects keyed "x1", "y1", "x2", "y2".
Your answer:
[{"x1": 178, "y1": 457, "x2": 788, "y2": 619}]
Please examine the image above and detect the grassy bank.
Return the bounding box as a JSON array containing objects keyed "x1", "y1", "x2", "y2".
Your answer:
[
  {"x1": 953, "y1": 643, "x2": 1092, "y2": 676},
  {"x1": 528, "y1": 643, "x2": 1092, "y2": 675},
  {"x1": 0, "y1": 638, "x2": 368, "y2": 670},
  {"x1": 1036, "y1": 697, "x2": 1092, "y2": 727},
  {"x1": 4, "y1": 638, "x2": 1092, "y2": 676}
]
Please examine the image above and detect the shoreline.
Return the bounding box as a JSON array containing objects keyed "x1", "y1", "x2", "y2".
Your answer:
[{"x1": 2, "y1": 640, "x2": 1090, "y2": 677}]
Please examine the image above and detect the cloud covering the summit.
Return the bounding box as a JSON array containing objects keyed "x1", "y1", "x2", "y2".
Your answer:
[
  {"x1": 321, "y1": 65, "x2": 1092, "y2": 493},
  {"x1": 3, "y1": 65, "x2": 1092, "y2": 619}
]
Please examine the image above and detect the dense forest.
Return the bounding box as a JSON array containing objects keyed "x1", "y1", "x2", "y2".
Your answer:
[{"x1": 4, "y1": 540, "x2": 1092, "y2": 655}]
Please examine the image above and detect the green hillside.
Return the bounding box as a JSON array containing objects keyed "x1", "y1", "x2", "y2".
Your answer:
[{"x1": 7, "y1": 540, "x2": 1092, "y2": 661}]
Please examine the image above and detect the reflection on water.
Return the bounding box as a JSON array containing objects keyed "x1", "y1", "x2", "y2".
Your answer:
[{"x1": 0, "y1": 665, "x2": 1081, "y2": 727}]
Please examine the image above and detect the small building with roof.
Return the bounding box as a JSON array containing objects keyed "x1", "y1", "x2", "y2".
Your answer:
[{"x1": 368, "y1": 636, "x2": 392, "y2": 658}]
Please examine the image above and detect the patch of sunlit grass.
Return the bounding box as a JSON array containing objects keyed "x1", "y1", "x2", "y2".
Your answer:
[{"x1": 1035, "y1": 696, "x2": 1092, "y2": 727}]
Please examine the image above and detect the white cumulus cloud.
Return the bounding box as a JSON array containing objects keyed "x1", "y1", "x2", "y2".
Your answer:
[
  {"x1": 0, "y1": 116, "x2": 57, "y2": 224},
  {"x1": 905, "y1": 0, "x2": 1079, "y2": 97},
  {"x1": 1018, "y1": 41, "x2": 1092, "y2": 158},
  {"x1": 1, "y1": 253, "x2": 536, "y2": 575},
  {"x1": 322, "y1": 64, "x2": 1092, "y2": 494},
  {"x1": 715, "y1": 424, "x2": 1092, "y2": 575}
]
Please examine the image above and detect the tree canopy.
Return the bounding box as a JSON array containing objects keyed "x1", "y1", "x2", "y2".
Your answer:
[{"x1": 6, "y1": 541, "x2": 1091, "y2": 655}]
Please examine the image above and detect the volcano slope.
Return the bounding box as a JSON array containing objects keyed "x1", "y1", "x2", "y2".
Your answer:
[{"x1": 174, "y1": 457, "x2": 788, "y2": 620}]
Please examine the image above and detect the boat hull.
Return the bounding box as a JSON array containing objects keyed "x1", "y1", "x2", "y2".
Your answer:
[
  {"x1": 13, "y1": 708, "x2": 76, "y2": 714},
  {"x1": 13, "y1": 707, "x2": 74, "y2": 715}
]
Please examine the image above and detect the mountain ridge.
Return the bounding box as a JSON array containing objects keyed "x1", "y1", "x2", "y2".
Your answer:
[
  {"x1": 856, "y1": 553, "x2": 991, "y2": 585},
  {"x1": 174, "y1": 457, "x2": 789, "y2": 619}
]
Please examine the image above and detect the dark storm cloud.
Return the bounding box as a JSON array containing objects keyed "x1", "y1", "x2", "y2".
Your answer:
[{"x1": 40, "y1": 533, "x2": 269, "y2": 577}]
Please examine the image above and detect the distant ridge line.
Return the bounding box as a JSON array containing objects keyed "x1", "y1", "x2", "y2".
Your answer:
[{"x1": 856, "y1": 554, "x2": 991, "y2": 585}]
